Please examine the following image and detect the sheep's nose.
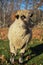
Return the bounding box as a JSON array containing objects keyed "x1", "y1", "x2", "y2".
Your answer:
[{"x1": 21, "y1": 15, "x2": 26, "y2": 20}]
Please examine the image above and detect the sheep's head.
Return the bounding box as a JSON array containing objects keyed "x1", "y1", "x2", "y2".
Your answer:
[{"x1": 15, "y1": 10, "x2": 34, "y2": 28}]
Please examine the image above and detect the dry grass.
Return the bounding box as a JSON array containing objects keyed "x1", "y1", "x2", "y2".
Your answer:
[
  {"x1": 0, "y1": 25, "x2": 43, "y2": 41},
  {"x1": 0, "y1": 28, "x2": 8, "y2": 40}
]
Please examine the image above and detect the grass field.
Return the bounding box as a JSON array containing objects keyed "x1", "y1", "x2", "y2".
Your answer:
[{"x1": 0, "y1": 39, "x2": 43, "y2": 65}]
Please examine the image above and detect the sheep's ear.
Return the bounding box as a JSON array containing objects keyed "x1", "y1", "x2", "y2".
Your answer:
[
  {"x1": 30, "y1": 13, "x2": 34, "y2": 17},
  {"x1": 15, "y1": 15, "x2": 19, "y2": 19}
]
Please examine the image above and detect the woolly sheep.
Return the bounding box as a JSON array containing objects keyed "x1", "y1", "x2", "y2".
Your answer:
[{"x1": 8, "y1": 10, "x2": 33, "y2": 64}]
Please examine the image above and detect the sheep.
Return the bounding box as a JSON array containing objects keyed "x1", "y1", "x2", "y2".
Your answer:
[{"x1": 8, "y1": 10, "x2": 34, "y2": 64}]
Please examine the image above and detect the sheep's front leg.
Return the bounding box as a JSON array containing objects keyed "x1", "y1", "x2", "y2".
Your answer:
[
  {"x1": 9, "y1": 41, "x2": 17, "y2": 55},
  {"x1": 19, "y1": 44, "x2": 27, "y2": 63},
  {"x1": 9, "y1": 41, "x2": 17, "y2": 64}
]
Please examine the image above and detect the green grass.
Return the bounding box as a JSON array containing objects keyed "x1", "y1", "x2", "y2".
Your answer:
[{"x1": 0, "y1": 39, "x2": 43, "y2": 65}]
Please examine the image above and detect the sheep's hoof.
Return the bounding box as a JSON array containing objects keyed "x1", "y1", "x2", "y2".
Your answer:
[
  {"x1": 19, "y1": 57, "x2": 23, "y2": 64},
  {"x1": 10, "y1": 57, "x2": 14, "y2": 65}
]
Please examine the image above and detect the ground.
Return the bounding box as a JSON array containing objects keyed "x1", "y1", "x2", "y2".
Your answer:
[{"x1": 0, "y1": 39, "x2": 43, "y2": 65}]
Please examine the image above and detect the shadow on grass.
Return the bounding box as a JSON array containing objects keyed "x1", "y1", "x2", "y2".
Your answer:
[
  {"x1": 30, "y1": 43, "x2": 43, "y2": 56},
  {"x1": 23, "y1": 43, "x2": 43, "y2": 64}
]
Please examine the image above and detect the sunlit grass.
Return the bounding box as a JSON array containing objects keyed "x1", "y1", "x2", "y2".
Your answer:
[{"x1": 0, "y1": 39, "x2": 43, "y2": 65}]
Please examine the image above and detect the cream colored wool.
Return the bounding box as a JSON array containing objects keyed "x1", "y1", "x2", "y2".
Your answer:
[{"x1": 8, "y1": 10, "x2": 31, "y2": 55}]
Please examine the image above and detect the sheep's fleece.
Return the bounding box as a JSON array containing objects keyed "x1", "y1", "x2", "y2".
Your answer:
[{"x1": 8, "y1": 10, "x2": 32, "y2": 55}]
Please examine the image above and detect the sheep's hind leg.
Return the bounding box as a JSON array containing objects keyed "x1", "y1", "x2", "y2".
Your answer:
[{"x1": 19, "y1": 45, "x2": 26, "y2": 64}]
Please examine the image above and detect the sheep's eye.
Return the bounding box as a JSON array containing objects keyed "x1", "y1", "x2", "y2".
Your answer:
[
  {"x1": 21, "y1": 15, "x2": 26, "y2": 20},
  {"x1": 15, "y1": 15, "x2": 19, "y2": 19}
]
